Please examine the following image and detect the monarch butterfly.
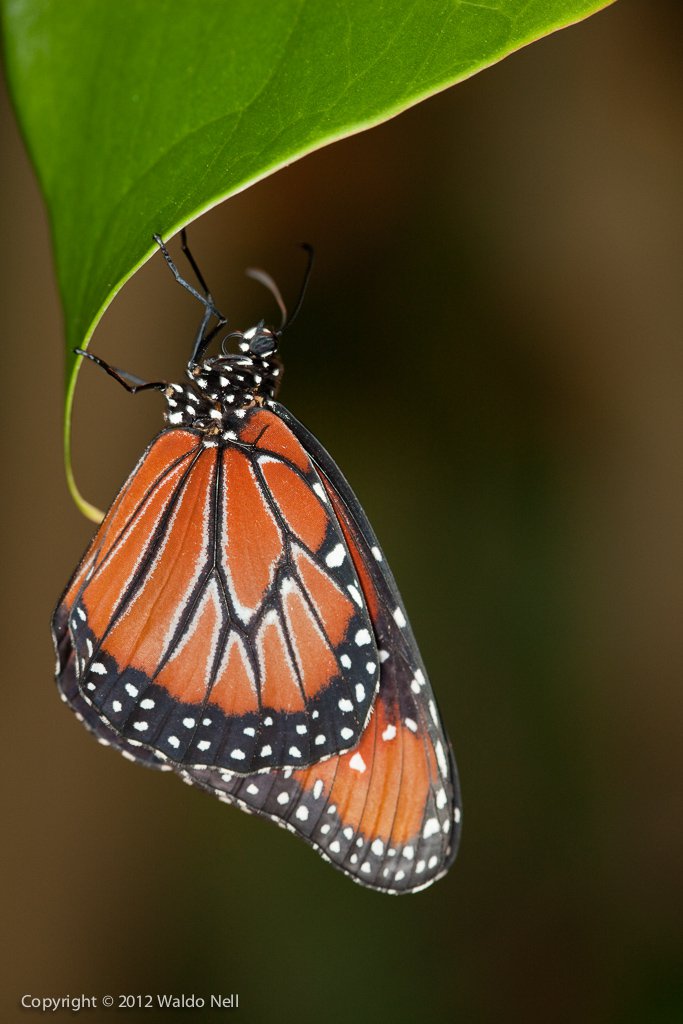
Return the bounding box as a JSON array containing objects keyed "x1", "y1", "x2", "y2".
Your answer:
[{"x1": 52, "y1": 233, "x2": 462, "y2": 893}]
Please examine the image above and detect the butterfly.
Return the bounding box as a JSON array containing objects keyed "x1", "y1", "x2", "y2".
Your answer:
[{"x1": 52, "y1": 232, "x2": 462, "y2": 893}]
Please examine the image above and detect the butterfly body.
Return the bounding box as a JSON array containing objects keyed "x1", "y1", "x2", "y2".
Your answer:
[
  {"x1": 163, "y1": 324, "x2": 283, "y2": 433},
  {"x1": 53, "y1": 237, "x2": 462, "y2": 892}
]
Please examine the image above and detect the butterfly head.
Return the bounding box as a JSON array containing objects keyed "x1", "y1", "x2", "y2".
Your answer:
[{"x1": 242, "y1": 323, "x2": 278, "y2": 357}]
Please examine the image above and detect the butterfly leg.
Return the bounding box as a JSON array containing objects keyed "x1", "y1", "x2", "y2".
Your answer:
[
  {"x1": 74, "y1": 349, "x2": 167, "y2": 394},
  {"x1": 180, "y1": 228, "x2": 215, "y2": 302},
  {"x1": 153, "y1": 233, "x2": 227, "y2": 365}
]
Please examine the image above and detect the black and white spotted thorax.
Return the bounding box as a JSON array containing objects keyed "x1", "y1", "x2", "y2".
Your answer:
[{"x1": 164, "y1": 326, "x2": 283, "y2": 433}]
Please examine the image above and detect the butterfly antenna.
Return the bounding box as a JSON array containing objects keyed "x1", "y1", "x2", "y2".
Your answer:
[
  {"x1": 245, "y1": 266, "x2": 288, "y2": 329},
  {"x1": 282, "y1": 243, "x2": 315, "y2": 333}
]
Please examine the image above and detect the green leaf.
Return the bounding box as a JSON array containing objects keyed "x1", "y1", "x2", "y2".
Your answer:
[{"x1": 1, "y1": 0, "x2": 615, "y2": 520}]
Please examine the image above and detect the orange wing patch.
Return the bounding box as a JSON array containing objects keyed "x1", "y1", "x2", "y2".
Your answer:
[
  {"x1": 82, "y1": 457, "x2": 193, "y2": 643},
  {"x1": 293, "y1": 545, "x2": 354, "y2": 646},
  {"x1": 210, "y1": 632, "x2": 259, "y2": 716},
  {"x1": 155, "y1": 579, "x2": 224, "y2": 703},
  {"x1": 100, "y1": 448, "x2": 216, "y2": 675},
  {"x1": 222, "y1": 448, "x2": 283, "y2": 622},
  {"x1": 64, "y1": 430, "x2": 199, "y2": 612},
  {"x1": 296, "y1": 701, "x2": 431, "y2": 847},
  {"x1": 239, "y1": 409, "x2": 310, "y2": 472},
  {"x1": 257, "y1": 612, "x2": 306, "y2": 712},
  {"x1": 281, "y1": 581, "x2": 339, "y2": 699},
  {"x1": 260, "y1": 458, "x2": 328, "y2": 552}
]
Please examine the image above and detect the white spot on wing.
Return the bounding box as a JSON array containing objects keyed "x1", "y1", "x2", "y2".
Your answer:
[
  {"x1": 435, "y1": 740, "x2": 448, "y2": 778},
  {"x1": 325, "y1": 544, "x2": 345, "y2": 567}
]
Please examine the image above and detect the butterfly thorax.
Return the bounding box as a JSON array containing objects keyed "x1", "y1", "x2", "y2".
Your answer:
[{"x1": 163, "y1": 328, "x2": 283, "y2": 434}]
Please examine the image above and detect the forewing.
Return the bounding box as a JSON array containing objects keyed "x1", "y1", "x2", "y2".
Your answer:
[{"x1": 53, "y1": 412, "x2": 380, "y2": 774}]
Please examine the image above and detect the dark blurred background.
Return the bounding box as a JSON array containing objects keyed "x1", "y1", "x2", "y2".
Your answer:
[{"x1": 1, "y1": 1, "x2": 682, "y2": 1021}]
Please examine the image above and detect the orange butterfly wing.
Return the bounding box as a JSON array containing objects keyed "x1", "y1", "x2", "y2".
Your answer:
[
  {"x1": 53, "y1": 406, "x2": 461, "y2": 892},
  {"x1": 53, "y1": 411, "x2": 380, "y2": 774}
]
